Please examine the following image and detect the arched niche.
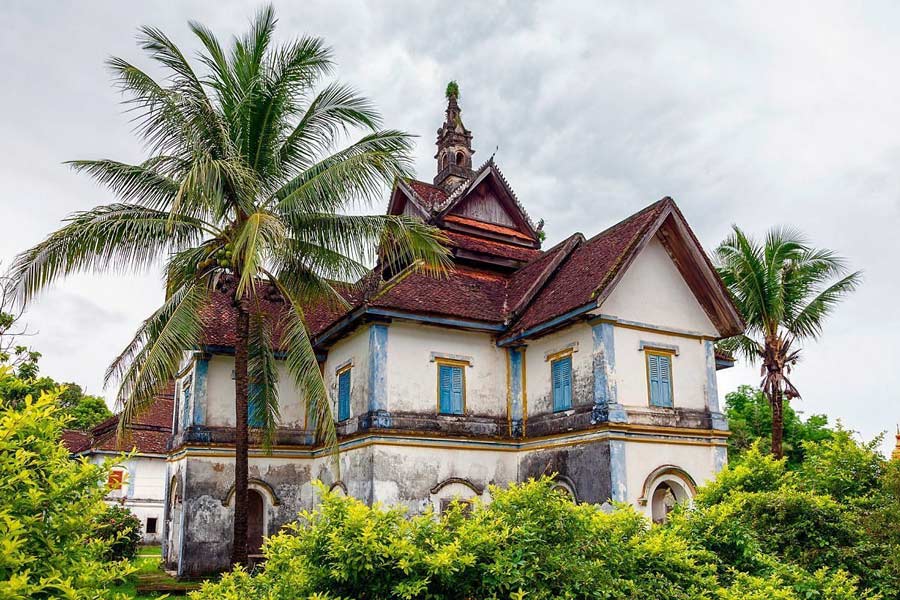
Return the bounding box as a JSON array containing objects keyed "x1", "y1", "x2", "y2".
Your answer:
[
  {"x1": 637, "y1": 465, "x2": 696, "y2": 524},
  {"x1": 430, "y1": 477, "x2": 483, "y2": 515},
  {"x1": 550, "y1": 476, "x2": 578, "y2": 502}
]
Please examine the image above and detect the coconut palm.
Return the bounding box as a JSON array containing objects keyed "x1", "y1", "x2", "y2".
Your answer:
[
  {"x1": 10, "y1": 6, "x2": 449, "y2": 567},
  {"x1": 715, "y1": 226, "x2": 860, "y2": 459}
]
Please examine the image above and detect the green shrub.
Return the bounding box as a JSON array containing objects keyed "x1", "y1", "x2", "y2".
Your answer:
[
  {"x1": 94, "y1": 504, "x2": 143, "y2": 561},
  {"x1": 0, "y1": 376, "x2": 134, "y2": 598}
]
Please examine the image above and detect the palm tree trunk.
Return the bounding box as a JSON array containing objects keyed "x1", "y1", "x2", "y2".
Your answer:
[
  {"x1": 770, "y1": 388, "x2": 784, "y2": 459},
  {"x1": 231, "y1": 305, "x2": 250, "y2": 568}
]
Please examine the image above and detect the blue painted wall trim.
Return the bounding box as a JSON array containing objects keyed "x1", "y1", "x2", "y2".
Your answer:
[
  {"x1": 367, "y1": 323, "x2": 391, "y2": 428},
  {"x1": 609, "y1": 439, "x2": 628, "y2": 502},
  {"x1": 498, "y1": 301, "x2": 597, "y2": 346},
  {"x1": 507, "y1": 347, "x2": 525, "y2": 437},
  {"x1": 192, "y1": 357, "x2": 208, "y2": 426},
  {"x1": 367, "y1": 308, "x2": 505, "y2": 331},
  {"x1": 704, "y1": 340, "x2": 728, "y2": 430},
  {"x1": 591, "y1": 322, "x2": 626, "y2": 423}
]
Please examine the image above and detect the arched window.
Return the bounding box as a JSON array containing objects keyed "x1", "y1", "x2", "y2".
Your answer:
[{"x1": 455, "y1": 151, "x2": 465, "y2": 166}]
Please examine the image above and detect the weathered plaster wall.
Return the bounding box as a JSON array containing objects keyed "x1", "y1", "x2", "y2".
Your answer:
[
  {"x1": 369, "y1": 444, "x2": 516, "y2": 514},
  {"x1": 599, "y1": 235, "x2": 718, "y2": 336},
  {"x1": 323, "y1": 325, "x2": 371, "y2": 428},
  {"x1": 386, "y1": 322, "x2": 506, "y2": 417},
  {"x1": 620, "y1": 439, "x2": 722, "y2": 514},
  {"x1": 204, "y1": 355, "x2": 308, "y2": 429},
  {"x1": 518, "y1": 440, "x2": 612, "y2": 504},
  {"x1": 523, "y1": 323, "x2": 594, "y2": 419},
  {"x1": 612, "y1": 327, "x2": 708, "y2": 410}
]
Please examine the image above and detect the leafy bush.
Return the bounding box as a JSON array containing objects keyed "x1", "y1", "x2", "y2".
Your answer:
[
  {"x1": 94, "y1": 504, "x2": 142, "y2": 561},
  {"x1": 0, "y1": 374, "x2": 133, "y2": 599},
  {"x1": 195, "y1": 478, "x2": 869, "y2": 600},
  {"x1": 677, "y1": 433, "x2": 900, "y2": 598}
]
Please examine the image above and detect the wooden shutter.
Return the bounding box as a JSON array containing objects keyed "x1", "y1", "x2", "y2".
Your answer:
[
  {"x1": 648, "y1": 354, "x2": 673, "y2": 407},
  {"x1": 439, "y1": 365, "x2": 453, "y2": 413},
  {"x1": 552, "y1": 356, "x2": 572, "y2": 411},
  {"x1": 338, "y1": 370, "x2": 351, "y2": 421},
  {"x1": 451, "y1": 366, "x2": 464, "y2": 414},
  {"x1": 439, "y1": 364, "x2": 464, "y2": 414}
]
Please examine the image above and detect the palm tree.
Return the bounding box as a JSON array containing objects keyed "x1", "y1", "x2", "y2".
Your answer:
[
  {"x1": 715, "y1": 226, "x2": 860, "y2": 459},
  {"x1": 11, "y1": 6, "x2": 450, "y2": 567}
]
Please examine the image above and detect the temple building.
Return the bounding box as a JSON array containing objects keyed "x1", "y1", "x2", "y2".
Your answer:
[
  {"x1": 63, "y1": 388, "x2": 173, "y2": 544},
  {"x1": 163, "y1": 86, "x2": 743, "y2": 575}
]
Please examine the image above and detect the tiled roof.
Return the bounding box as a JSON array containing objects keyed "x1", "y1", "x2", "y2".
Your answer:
[
  {"x1": 198, "y1": 196, "x2": 739, "y2": 349},
  {"x1": 61, "y1": 429, "x2": 91, "y2": 453},
  {"x1": 369, "y1": 265, "x2": 510, "y2": 324},
  {"x1": 443, "y1": 215, "x2": 535, "y2": 241},
  {"x1": 68, "y1": 387, "x2": 175, "y2": 456},
  {"x1": 404, "y1": 179, "x2": 448, "y2": 210},
  {"x1": 509, "y1": 200, "x2": 669, "y2": 335},
  {"x1": 444, "y1": 230, "x2": 542, "y2": 263}
]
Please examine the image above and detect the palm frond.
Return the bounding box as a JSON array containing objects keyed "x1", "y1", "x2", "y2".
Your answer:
[
  {"x1": 288, "y1": 213, "x2": 451, "y2": 276},
  {"x1": 277, "y1": 82, "x2": 380, "y2": 177},
  {"x1": 266, "y1": 275, "x2": 336, "y2": 462},
  {"x1": 248, "y1": 308, "x2": 280, "y2": 448},
  {"x1": 112, "y1": 279, "x2": 209, "y2": 434},
  {"x1": 11, "y1": 204, "x2": 206, "y2": 303},
  {"x1": 271, "y1": 130, "x2": 414, "y2": 214},
  {"x1": 788, "y1": 271, "x2": 862, "y2": 339},
  {"x1": 232, "y1": 211, "x2": 286, "y2": 297}
]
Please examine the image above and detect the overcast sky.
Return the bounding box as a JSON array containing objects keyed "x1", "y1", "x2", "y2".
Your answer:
[{"x1": 1, "y1": 1, "x2": 897, "y2": 454}]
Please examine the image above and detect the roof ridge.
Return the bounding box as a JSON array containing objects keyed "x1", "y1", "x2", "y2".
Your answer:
[
  {"x1": 505, "y1": 233, "x2": 584, "y2": 320},
  {"x1": 582, "y1": 197, "x2": 672, "y2": 245}
]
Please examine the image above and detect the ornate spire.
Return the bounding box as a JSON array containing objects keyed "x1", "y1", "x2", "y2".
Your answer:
[
  {"x1": 434, "y1": 81, "x2": 474, "y2": 190},
  {"x1": 893, "y1": 426, "x2": 900, "y2": 461}
]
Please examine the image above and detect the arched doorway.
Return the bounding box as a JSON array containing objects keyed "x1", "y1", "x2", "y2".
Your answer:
[{"x1": 247, "y1": 489, "x2": 265, "y2": 555}]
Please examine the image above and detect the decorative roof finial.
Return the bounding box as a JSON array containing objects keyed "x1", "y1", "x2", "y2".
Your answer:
[
  {"x1": 445, "y1": 80, "x2": 460, "y2": 100},
  {"x1": 434, "y1": 80, "x2": 474, "y2": 190}
]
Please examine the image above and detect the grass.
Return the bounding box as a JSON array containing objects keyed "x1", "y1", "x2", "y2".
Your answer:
[{"x1": 111, "y1": 545, "x2": 207, "y2": 599}]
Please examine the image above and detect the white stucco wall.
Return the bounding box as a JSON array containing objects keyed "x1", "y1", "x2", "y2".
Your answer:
[
  {"x1": 612, "y1": 327, "x2": 708, "y2": 410},
  {"x1": 323, "y1": 325, "x2": 371, "y2": 421},
  {"x1": 620, "y1": 439, "x2": 722, "y2": 516},
  {"x1": 205, "y1": 355, "x2": 308, "y2": 428},
  {"x1": 90, "y1": 453, "x2": 167, "y2": 543},
  {"x1": 385, "y1": 322, "x2": 507, "y2": 416},
  {"x1": 600, "y1": 235, "x2": 718, "y2": 336},
  {"x1": 523, "y1": 323, "x2": 595, "y2": 416}
]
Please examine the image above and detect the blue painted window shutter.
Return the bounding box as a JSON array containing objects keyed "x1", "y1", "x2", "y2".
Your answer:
[
  {"x1": 648, "y1": 353, "x2": 673, "y2": 407},
  {"x1": 248, "y1": 383, "x2": 265, "y2": 427},
  {"x1": 337, "y1": 369, "x2": 351, "y2": 421},
  {"x1": 552, "y1": 356, "x2": 572, "y2": 411},
  {"x1": 439, "y1": 364, "x2": 464, "y2": 414}
]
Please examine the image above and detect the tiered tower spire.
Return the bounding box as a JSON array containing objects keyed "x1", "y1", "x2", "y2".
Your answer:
[{"x1": 434, "y1": 81, "x2": 474, "y2": 190}]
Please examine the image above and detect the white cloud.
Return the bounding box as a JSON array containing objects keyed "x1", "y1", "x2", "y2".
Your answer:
[{"x1": 0, "y1": 0, "x2": 896, "y2": 453}]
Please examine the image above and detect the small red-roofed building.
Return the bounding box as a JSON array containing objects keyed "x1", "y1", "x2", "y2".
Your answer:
[
  {"x1": 164, "y1": 86, "x2": 742, "y2": 575},
  {"x1": 63, "y1": 386, "x2": 174, "y2": 544}
]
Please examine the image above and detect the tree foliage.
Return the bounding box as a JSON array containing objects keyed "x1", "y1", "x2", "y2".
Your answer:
[
  {"x1": 0, "y1": 371, "x2": 133, "y2": 599},
  {"x1": 193, "y1": 477, "x2": 873, "y2": 600},
  {"x1": 724, "y1": 385, "x2": 832, "y2": 467},
  {"x1": 10, "y1": 5, "x2": 450, "y2": 566},
  {"x1": 715, "y1": 226, "x2": 860, "y2": 458}
]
